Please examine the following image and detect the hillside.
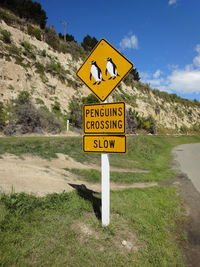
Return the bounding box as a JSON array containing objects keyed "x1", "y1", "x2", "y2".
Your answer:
[{"x1": 0, "y1": 8, "x2": 200, "y2": 135}]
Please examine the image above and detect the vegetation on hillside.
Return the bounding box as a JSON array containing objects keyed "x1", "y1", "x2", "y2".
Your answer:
[
  {"x1": 0, "y1": 0, "x2": 47, "y2": 28},
  {"x1": 1, "y1": 91, "x2": 64, "y2": 135},
  {"x1": 0, "y1": 4, "x2": 199, "y2": 135}
]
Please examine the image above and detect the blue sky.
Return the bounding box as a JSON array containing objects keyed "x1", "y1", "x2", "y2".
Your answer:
[{"x1": 37, "y1": 0, "x2": 200, "y2": 101}]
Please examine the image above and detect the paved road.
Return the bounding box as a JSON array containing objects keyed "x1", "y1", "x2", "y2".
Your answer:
[{"x1": 173, "y1": 143, "x2": 200, "y2": 193}]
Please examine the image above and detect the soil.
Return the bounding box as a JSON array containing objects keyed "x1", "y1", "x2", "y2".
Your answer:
[{"x1": 0, "y1": 153, "x2": 154, "y2": 196}]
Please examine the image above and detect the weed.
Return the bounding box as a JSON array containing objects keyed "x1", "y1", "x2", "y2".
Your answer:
[
  {"x1": 0, "y1": 29, "x2": 12, "y2": 43},
  {"x1": 27, "y1": 25, "x2": 42, "y2": 41}
]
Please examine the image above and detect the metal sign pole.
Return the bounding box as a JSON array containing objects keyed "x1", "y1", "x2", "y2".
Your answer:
[{"x1": 101, "y1": 98, "x2": 110, "y2": 226}]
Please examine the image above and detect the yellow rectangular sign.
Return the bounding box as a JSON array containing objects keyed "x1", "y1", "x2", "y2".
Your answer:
[
  {"x1": 83, "y1": 102, "x2": 125, "y2": 134},
  {"x1": 76, "y1": 39, "x2": 133, "y2": 101},
  {"x1": 83, "y1": 135, "x2": 126, "y2": 153}
]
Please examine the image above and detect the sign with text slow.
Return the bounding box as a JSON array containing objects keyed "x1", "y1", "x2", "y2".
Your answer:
[
  {"x1": 83, "y1": 102, "x2": 125, "y2": 134},
  {"x1": 76, "y1": 39, "x2": 133, "y2": 101},
  {"x1": 83, "y1": 135, "x2": 126, "y2": 153}
]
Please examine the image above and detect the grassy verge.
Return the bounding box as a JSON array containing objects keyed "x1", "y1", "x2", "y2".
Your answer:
[
  {"x1": 0, "y1": 186, "x2": 185, "y2": 266},
  {"x1": 0, "y1": 135, "x2": 199, "y2": 183}
]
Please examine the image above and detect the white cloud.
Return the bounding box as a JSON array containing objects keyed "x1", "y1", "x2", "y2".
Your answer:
[
  {"x1": 193, "y1": 44, "x2": 200, "y2": 68},
  {"x1": 168, "y1": 69, "x2": 200, "y2": 93},
  {"x1": 195, "y1": 44, "x2": 200, "y2": 54},
  {"x1": 119, "y1": 34, "x2": 139, "y2": 50},
  {"x1": 193, "y1": 56, "x2": 200, "y2": 68},
  {"x1": 153, "y1": 70, "x2": 162, "y2": 79},
  {"x1": 168, "y1": 0, "x2": 177, "y2": 5},
  {"x1": 141, "y1": 44, "x2": 200, "y2": 97}
]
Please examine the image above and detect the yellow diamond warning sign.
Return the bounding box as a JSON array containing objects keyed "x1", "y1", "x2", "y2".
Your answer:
[
  {"x1": 83, "y1": 102, "x2": 125, "y2": 134},
  {"x1": 83, "y1": 135, "x2": 126, "y2": 153},
  {"x1": 77, "y1": 39, "x2": 133, "y2": 101}
]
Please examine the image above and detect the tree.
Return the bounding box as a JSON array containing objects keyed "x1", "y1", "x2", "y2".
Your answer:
[
  {"x1": 123, "y1": 68, "x2": 140, "y2": 86},
  {"x1": 0, "y1": 0, "x2": 47, "y2": 28},
  {"x1": 59, "y1": 33, "x2": 76, "y2": 42},
  {"x1": 81, "y1": 35, "x2": 98, "y2": 52}
]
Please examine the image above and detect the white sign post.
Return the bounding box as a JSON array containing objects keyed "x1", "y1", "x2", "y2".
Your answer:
[
  {"x1": 76, "y1": 38, "x2": 133, "y2": 227},
  {"x1": 101, "y1": 152, "x2": 110, "y2": 226},
  {"x1": 101, "y1": 99, "x2": 110, "y2": 227}
]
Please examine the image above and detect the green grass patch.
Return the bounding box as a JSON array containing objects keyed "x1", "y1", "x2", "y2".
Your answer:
[
  {"x1": 0, "y1": 186, "x2": 185, "y2": 266},
  {"x1": 67, "y1": 168, "x2": 173, "y2": 183},
  {"x1": 0, "y1": 135, "x2": 199, "y2": 183}
]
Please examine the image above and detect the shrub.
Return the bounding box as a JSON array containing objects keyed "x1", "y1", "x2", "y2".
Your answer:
[
  {"x1": 20, "y1": 41, "x2": 36, "y2": 59},
  {"x1": 44, "y1": 26, "x2": 60, "y2": 51},
  {"x1": 0, "y1": 102, "x2": 6, "y2": 131},
  {"x1": 179, "y1": 125, "x2": 188, "y2": 134},
  {"x1": 68, "y1": 94, "x2": 100, "y2": 129},
  {"x1": 40, "y1": 108, "x2": 62, "y2": 133},
  {"x1": 3, "y1": 120, "x2": 17, "y2": 136},
  {"x1": 81, "y1": 35, "x2": 98, "y2": 52},
  {"x1": 34, "y1": 62, "x2": 47, "y2": 82},
  {"x1": 126, "y1": 108, "x2": 138, "y2": 134},
  {"x1": 51, "y1": 101, "x2": 61, "y2": 113},
  {"x1": 0, "y1": 8, "x2": 21, "y2": 25},
  {"x1": 6, "y1": 44, "x2": 22, "y2": 56},
  {"x1": 0, "y1": 29, "x2": 12, "y2": 43},
  {"x1": 46, "y1": 60, "x2": 67, "y2": 82},
  {"x1": 15, "y1": 91, "x2": 31, "y2": 105},
  {"x1": 68, "y1": 96, "x2": 82, "y2": 128},
  {"x1": 59, "y1": 41, "x2": 86, "y2": 60},
  {"x1": 3, "y1": 91, "x2": 62, "y2": 135},
  {"x1": 27, "y1": 25, "x2": 42, "y2": 40},
  {"x1": 82, "y1": 94, "x2": 100, "y2": 104}
]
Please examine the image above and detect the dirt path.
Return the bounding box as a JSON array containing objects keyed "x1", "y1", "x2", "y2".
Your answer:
[{"x1": 0, "y1": 153, "x2": 154, "y2": 196}]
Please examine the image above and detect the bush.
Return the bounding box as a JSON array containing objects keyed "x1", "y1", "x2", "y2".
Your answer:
[
  {"x1": 3, "y1": 120, "x2": 17, "y2": 136},
  {"x1": 40, "y1": 108, "x2": 62, "y2": 133},
  {"x1": 126, "y1": 109, "x2": 157, "y2": 134},
  {"x1": 46, "y1": 60, "x2": 67, "y2": 82},
  {"x1": 20, "y1": 41, "x2": 36, "y2": 59},
  {"x1": 27, "y1": 25, "x2": 42, "y2": 40},
  {"x1": 0, "y1": 8, "x2": 21, "y2": 25},
  {"x1": 59, "y1": 41, "x2": 86, "y2": 60},
  {"x1": 0, "y1": 102, "x2": 6, "y2": 131},
  {"x1": 126, "y1": 108, "x2": 138, "y2": 134},
  {"x1": 6, "y1": 44, "x2": 22, "y2": 56},
  {"x1": 44, "y1": 26, "x2": 60, "y2": 51},
  {"x1": 81, "y1": 35, "x2": 98, "y2": 52},
  {"x1": 0, "y1": 29, "x2": 12, "y2": 43},
  {"x1": 68, "y1": 96, "x2": 82, "y2": 128},
  {"x1": 3, "y1": 91, "x2": 62, "y2": 135},
  {"x1": 82, "y1": 94, "x2": 100, "y2": 104},
  {"x1": 68, "y1": 94, "x2": 100, "y2": 129}
]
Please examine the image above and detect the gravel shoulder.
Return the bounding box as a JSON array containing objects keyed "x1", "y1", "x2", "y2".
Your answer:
[{"x1": 172, "y1": 144, "x2": 200, "y2": 267}]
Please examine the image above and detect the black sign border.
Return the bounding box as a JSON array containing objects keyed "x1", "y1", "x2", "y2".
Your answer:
[
  {"x1": 83, "y1": 135, "x2": 126, "y2": 154},
  {"x1": 76, "y1": 38, "x2": 134, "y2": 102},
  {"x1": 83, "y1": 102, "x2": 126, "y2": 134}
]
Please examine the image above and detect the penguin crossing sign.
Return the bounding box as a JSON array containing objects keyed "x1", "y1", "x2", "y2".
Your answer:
[
  {"x1": 76, "y1": 39, "x2": 133, "y2": 226},
  {"x1": 83, "y1": 135, "x2": 126, "y2": 153},
  {"x1": 83, "y1": 102, "x2": 125, "y2": 134},
  {"x1": 76, "y1": 39, "x2": 133, "y2": 101}
]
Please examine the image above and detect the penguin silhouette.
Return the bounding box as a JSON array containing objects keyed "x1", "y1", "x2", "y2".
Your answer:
[
  {"x1": 89, "y1": 60, "x2": 105, "y2": 85},
  {"x1": 105, "y1": 57, "x2": 120, "y2": 80}
]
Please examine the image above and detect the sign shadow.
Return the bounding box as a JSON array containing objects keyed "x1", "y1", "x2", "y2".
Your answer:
[{"x1": 68, "y1": 183, "x2": 101, "y2": 221}]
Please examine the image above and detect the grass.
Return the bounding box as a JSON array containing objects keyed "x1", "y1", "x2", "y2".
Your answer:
[
  {"x1": 0, "y1": 135, "x2": 199, "y2": 182},
  {"x1": 0, "y1": 186, "x2": 185, "y2": 266},
  {"x1": 67, "y1": 168, "x2": 173, "y2": 183},
  {"x1": 0, "y1": 135, "x2": 197, "y2": 265}
]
